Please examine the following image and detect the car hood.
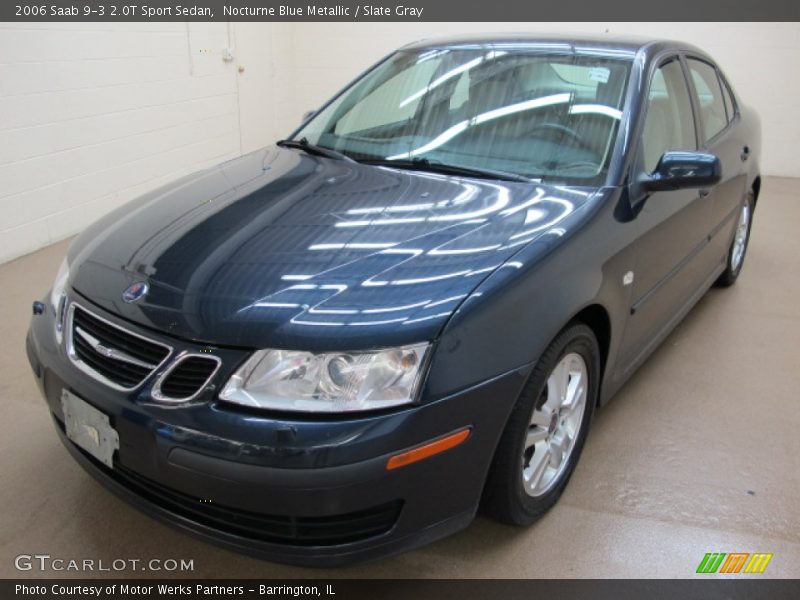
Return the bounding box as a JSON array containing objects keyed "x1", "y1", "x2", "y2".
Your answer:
[{"x1": 69, "y1": 146, "x2": 600, "y2": 350}]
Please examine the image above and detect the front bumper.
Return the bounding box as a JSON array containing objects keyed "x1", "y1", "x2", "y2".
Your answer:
[{"x1": 27, "y1": 296, "x2": 525, "y2": 566}]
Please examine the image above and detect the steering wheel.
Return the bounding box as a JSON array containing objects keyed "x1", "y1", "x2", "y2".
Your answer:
[{"x1": 525, "y1": 123, "x2": 592, "y2": 151}]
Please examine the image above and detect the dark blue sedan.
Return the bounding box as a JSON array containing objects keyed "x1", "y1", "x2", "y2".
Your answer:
[{"x1": 27, "y1": 34, "x2": 760, "y2": 566}]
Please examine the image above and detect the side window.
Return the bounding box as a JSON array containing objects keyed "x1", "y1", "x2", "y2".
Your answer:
[
  {"x1": 640, "y1": 59, "x2": 696, "y2": 173},
  {"x1": 687, "y1": 59, "x2": 728, "y2": 142}
]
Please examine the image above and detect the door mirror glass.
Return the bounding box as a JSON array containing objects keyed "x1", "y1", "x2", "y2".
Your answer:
[{"x1": 642, "y1": 151, "x2": 721, "y2": 191}]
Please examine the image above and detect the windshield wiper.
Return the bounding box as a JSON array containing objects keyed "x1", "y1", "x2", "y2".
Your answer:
[
  {"x1": 361, "y1": 157, "x2": 538, "y2": 183},
  {"x1": 276, "y1": 137, "x2": 355, "y2": 162}
]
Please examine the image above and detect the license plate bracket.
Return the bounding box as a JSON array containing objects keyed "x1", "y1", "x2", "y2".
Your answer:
[{"x1": 61, "y1": 389, "x2": 120, "y2": 469}]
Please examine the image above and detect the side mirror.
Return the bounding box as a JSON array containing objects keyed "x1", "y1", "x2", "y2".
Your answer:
[
  {"x1": 641, "y1": 151, "x2": 722, "y2": 192},
  {"x1": 301, "y1": 110, "x2": 316, "y2": 125}
]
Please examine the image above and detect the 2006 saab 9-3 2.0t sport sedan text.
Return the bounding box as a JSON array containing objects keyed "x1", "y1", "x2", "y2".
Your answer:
[{"x1": 27, "y1": 35, "x2": 760, "y2": 566}]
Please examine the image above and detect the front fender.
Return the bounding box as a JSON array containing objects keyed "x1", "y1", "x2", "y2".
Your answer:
[{"x1": 424, "y1": 187, "x2": 636, "y2": 403}]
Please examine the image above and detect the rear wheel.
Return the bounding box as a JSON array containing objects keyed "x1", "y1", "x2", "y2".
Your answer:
[
  {"x1": 715, "y1": 191, "x2": 754, "y2": 287},
  {"x1": 482, "y1": 323, "x2": 599, "y2": 525}
]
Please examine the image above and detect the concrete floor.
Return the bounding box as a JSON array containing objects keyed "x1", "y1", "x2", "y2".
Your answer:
[{"x1": 1, "y1": 177, "x2": 798, "y2": 579}]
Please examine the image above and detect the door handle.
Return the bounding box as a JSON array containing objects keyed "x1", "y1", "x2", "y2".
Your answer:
[
  {"x1": 741, "y1": 145, "x2": 750, "y2": 161},
  {"x1": 699, "y1": 189, "x2": 711, "y2": 198}
]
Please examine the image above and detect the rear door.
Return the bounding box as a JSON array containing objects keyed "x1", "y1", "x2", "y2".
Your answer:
[{"x1": 684, "y1": 57, "x2": 750, "y2": 264}]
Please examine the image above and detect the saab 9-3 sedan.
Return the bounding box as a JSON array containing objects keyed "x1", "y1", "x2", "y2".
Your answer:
[{"x1": 27, "y1": 35, "x2": 760, "y2": 565}]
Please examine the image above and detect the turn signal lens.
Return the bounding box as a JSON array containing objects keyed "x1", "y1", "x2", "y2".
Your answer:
[{"x1": 386, "y1": 428, "x2": 471, "y2": 471}]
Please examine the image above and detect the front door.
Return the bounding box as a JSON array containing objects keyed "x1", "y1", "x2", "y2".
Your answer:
[{"x1": 618, "y1": 56, "x2": 712, "y2": 372}]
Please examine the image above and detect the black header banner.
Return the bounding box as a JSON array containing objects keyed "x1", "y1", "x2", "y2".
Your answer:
[{"x1": 3, "y1": 0, "x2": 800, "y2": 22}]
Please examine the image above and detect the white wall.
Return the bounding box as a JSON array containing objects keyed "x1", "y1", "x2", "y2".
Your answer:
[
  {"x1": 1, "y1": 22, "x2": 798, "y2": 263},
  {"x1": 233, "y1": 23, "x2": 298, "y2": 154},
  {"x1": 0, "y1": 22, "x2": 291, "y2": 263}
]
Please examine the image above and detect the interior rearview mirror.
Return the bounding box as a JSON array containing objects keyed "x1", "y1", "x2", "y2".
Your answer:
[{"x1": 641, "y1": 151, "x2": 722, "y2": 192}]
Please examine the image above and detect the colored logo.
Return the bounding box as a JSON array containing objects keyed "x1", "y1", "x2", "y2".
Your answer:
[
  {"x1": 696, "y1": 552, "x2": 773, "y2": 574},
  {"x1": 122, "y1": 281, "x2": 149, "y2": 303}
]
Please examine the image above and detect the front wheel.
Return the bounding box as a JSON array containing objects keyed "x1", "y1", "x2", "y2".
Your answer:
[
  {"x1": 482, "y1": 323, "x2": 600, "y2": 525},
  {"x1": 715, "y1": 191, "x2": 754, "y2": 287}
]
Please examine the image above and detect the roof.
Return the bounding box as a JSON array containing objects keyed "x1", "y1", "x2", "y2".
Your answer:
[{"x1": 400, "y1": 33, "x2": 683, "y2": 55}]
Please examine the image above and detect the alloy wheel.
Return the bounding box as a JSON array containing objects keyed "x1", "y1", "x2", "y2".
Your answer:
[
  {"x1": 522, "y1": 352, "x2": 588, "y2": 497},
  {"x1": 731, "y1": 202, "x2": 751, "y2": 271}
]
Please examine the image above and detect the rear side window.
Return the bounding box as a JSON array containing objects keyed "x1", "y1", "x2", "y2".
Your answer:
[
  {"x1": 687, "y1": 59, "x2": 728, "y2": 142},
  {"x1": 640, "y1": 58, "x2": 696, "y2": 172},
  {"x1": 719, "y1": 75, "x2": 736, "y2": 122}
]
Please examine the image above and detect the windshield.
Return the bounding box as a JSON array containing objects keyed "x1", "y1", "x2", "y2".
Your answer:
[{"x1": 293, "y1": 48, "x2": 632, "y2": 185}]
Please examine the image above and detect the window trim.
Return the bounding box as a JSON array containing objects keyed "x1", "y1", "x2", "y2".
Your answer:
[{"x1": 718, "y1": 70, "x2": 739, "y2": 121}]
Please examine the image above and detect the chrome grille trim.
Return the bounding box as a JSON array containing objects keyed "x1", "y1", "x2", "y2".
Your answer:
[
  {"x1": 73, "y1": 325, "x2": 158, "y2": 370},
  {"x1": 151, "y1": 352, "x2": 222, "y2": 404},
  {"x1": 66, "y1": 302, "x2": 173, "y2": 392}
]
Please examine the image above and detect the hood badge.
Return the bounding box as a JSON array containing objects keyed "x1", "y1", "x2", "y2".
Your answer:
[{"x1": 122, "y1": 281, "x2": 149, "y2": 303}]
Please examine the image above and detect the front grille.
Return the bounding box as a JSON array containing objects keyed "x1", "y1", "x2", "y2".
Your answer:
[
  {"x1": 68, "y1": 304, "x2": 171, "y2": 390},
  {"x1": 155, "y1": 355, "x2": 220, "y2": 401},
  {"x1": 109, "y1": 460, "x2": 401, "y2": 546}
]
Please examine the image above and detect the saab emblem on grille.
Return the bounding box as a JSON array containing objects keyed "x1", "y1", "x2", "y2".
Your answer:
[
  {"x1": 94, "y1": 344, "x2": 115, "y2": 358},
  {"x1": 122, "y1": 281, "x2": 149, "y2": 303}
]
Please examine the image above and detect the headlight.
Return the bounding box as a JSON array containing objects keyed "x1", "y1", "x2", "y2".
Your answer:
[
  {"x1": 219, "y1": 343, "x2": 430, "y2": 413},
  {"x1": 50, "y1": 257, "x2": 70, "y2": 344}
]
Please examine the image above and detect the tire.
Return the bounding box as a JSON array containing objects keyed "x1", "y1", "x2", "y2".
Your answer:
[
  {"x1": 715, "y1": 190, "x2": 755, "y2": 287},
  {"x1": 481, "y1": 323, "x2": 600, "y2": 526}
]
